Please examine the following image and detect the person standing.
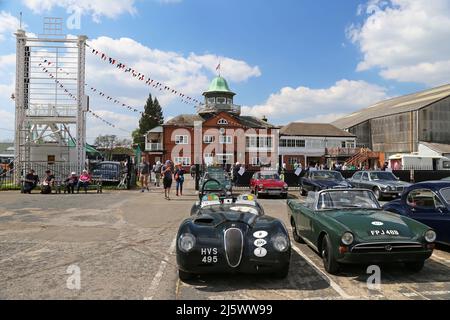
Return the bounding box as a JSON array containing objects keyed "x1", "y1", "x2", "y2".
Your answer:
[
  {"x1": 174, "y1": 163, "x2": 186, "y2": 196},
  {"x1": 139, "y1": 156, "x2": 150, "y2": 193},
  {"x1": 162, "y1": 160, "x2": 173, "y2": 200},
  {"x1": 190, "y1": 164, "x2": 196, "y2": 179},
  {"x1": 22, "y1": 169, "x2": 39, "y2": 194},
  {"x1": 154, "y1": 161, "x2": 162, "y2": 187}
]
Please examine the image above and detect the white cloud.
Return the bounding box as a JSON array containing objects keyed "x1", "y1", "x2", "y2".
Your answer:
[
  {"x1": 0, "y1": 54, "x2": 15, "y2": 70},
  {"x1": 86, "y1": 110, "x2": 138, "y2": 141},
  {"x1": 242, "y1": 79, "x2": 388, "y2": 123},
  {"x1": 348, "y1": 0, "x2": 450, "y2": 86},
  {"x1": 190, "y1": 54, "x2": 261, "y2": 83},
  {"x1": 0, "y1": 11, "x2": 22, "y2": 42},
  {"x1": 22, "y1": 0, "x2": 137, "y2": 22},
  {"x1": 86, "y1": 36, "x2": 261, "y2": 107}
]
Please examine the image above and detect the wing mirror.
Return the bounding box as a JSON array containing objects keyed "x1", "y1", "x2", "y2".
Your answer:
[{"x1": 436, "y1": 204, "x2": 448, "y2": 213}]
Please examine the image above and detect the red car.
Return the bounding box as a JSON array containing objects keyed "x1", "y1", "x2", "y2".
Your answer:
[{"x1": 250, "y1": 171, "x2": 289, "y2": 199}]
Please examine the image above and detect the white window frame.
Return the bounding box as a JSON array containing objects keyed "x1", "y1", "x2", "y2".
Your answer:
[
  {"x1": 175, "y1": 135, "x2": 189, "y2": 145},
  {"x1": 203, "y1": 135, "x2": 215, "y2": 144},
  {"x1": 217, "y1": 119, "x2": 229, "y2": 125},
  {"x1": 216, "y1": 154, "x2": 233, "y2": 164},
  {"x1": 174, "y1": 157, "x2": 191, "y2": 166},
  {"x1": 251, "y1": 157, "x2": 261, "y2": 166},
  {"x1": 219, "y1": 135, "x2": 232, "y2": 144}
]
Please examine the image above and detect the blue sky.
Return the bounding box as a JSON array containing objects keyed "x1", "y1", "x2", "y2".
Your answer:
[{"x1": 1, "y1": 0, "x2": 449, "y2": 142}]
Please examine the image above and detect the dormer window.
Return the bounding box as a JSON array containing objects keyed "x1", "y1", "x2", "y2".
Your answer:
[
  {"x1": 227, "y1": 98, "x2": 233, "y2": 105},
  {"x1": 207, "y1": 97, "x2": 215, "y2": 104},
  {"x1": 217, "y1": 119, "x2": 228, "y2": 125}
]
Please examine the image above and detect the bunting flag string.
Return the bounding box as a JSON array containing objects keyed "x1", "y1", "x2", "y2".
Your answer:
[
  {"x1": 86, "y1": 43, "x2": 202, "y2": 107},
  {"x1": 85, "y1": 85, "x2": 164, "y2": 122},
  {"x1": 38, "y1": 61, "x2": 130, "y2": 133},
  {"x1": 41, "y1": 59, "x2": 166, "y2": 122}
]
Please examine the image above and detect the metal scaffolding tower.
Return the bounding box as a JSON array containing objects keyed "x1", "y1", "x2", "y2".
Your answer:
[{"x1": 14, "y1": 21, "x2": 88, "y2": 180}]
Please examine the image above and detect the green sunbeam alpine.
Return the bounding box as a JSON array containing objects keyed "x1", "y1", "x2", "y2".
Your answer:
[{"x1": 288, "y1": 189, "x2": 436, "y2": 275}]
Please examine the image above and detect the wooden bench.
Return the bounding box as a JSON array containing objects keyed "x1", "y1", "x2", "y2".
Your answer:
[{"x1": 61, "y1": 179, "x2": 103, "y2": 194}]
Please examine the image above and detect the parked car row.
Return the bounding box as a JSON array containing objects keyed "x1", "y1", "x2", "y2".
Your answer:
[
  {"x1": 176, "y1": 176, "x2": 447, "y2": 280},
  {"x1": 300, "y1": 170, "x2": 412, "y2": 200}
]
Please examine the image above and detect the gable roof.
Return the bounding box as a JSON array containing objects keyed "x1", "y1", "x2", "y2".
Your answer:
[
  {"x1": 0, "y1": 143, "x2": 14, "y2": 154},
  {"x1": 420, "y1": 142, "x2": 450, "y2": 154},
  {"x1": 164, "y1": 113, "x2": 277, "y2": 129},
  {"x1": 280, "y1": 122, "x2": 355, "y2": 137},
  {"x1": 333, "y1": 83, "x2": 450, "y2": 129}
]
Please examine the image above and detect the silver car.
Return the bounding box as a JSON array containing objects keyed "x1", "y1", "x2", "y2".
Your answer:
[{"x1": 347, "y1": 171, "x2": 411, "y2": 200}]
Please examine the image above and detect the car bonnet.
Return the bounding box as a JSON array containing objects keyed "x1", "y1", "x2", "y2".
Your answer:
[{"x1": 325, "y1": 210, "x2": 416, "y2": 241}]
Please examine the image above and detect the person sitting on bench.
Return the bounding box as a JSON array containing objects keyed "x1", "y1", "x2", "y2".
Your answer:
[
  {"x1": 77, "y1": 170, "x2": 91, "y2": 194},
  {"x1": 41, "y1": 170, "x2": 55, "y2": 194},
  {"x1": 23, "y1": 169, "x2": 39, "y2": 194},
  {"x1": 65, "y1": 172, "x2": 78, "y2": 194}
]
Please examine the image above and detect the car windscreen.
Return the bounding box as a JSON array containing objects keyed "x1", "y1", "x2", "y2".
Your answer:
[
  {"x1": 318, "y1": 190, "x2": 380, "y2": 210},
  {"x1": 311, "y1": 171, "x2": 343, "y2": 181},
  {"x1": 203, "y1": 180, "x2": 225, "y2": 190},
  {"x1": 440, "y1": 188, "x2": 450, "y2": 204},
  {"x1": 369, "y1": 172, "x2": 397, "y2": 181},
  {"x1": 260, "y1": 173, "x2": 280, "y2": 180},
  {"x1": 207, "y1": 172, "x2": 229, "y2": 182}
]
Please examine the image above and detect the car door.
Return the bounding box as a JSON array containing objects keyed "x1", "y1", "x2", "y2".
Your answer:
[
  {"x1": 295, "y1": 194, "x2": 316, "y2": 242},
  {"x1": 304, "y1": 172, "x2": 314, "y2": 192},
  {"x1": 349, "y1": 172, "x2": 362, "y2": 188},
  {"x1": 359, "y1": 172, "x2": 371, "y2": 189},
  {"x1": 405, "y1": 188, "x2": 450, "y2": 244}
]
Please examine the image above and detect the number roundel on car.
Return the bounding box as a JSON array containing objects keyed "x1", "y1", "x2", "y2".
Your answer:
[{"x1": 253, "y1": 231, "x2": 268, "y2": 239}]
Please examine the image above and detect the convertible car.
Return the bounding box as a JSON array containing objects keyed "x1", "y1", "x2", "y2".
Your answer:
[
  {"x1": 177, "y1": 179, "x2": 291, "y2": 281},
  {"x1": 347, "y1": 171, "x2": 411, "y2": 200},
  {"x1": 250, "y1": 171, "x2": 289, "y2": 199},
  {"x1": 198, "y1": 167, "x2": 232, "y2": 198},
  {"x1": 383, "y1": 181, "x2": 450, "y2": 245},
  {"x1": 288, "y1": 189, "x2": 435, "y2": 274},
  {"x1": 300, "y1": 170, "x2": 352, "y2": 196}
]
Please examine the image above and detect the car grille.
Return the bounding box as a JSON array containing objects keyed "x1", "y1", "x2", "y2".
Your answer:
[
  {"x1": 267, "y1": 188, "x2": 282, "y2": 191},
  {"x1": 224, "y1": 228, "x2": 244, "y2": 268},
  {"x1": 351, "y1": 242, "x2": 424, "y2": 253}
]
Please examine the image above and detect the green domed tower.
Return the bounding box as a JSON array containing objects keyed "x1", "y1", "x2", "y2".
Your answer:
[{"x1": 199, "y1": 76, "x2": 240, "y2": 115}]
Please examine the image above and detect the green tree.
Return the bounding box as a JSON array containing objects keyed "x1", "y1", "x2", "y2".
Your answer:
[{"x1": 133, "y1": 94, "x2": 164, "y2": 150}]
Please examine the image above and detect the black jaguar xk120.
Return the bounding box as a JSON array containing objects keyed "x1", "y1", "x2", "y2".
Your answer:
[{"x1": 176, "y1": 179, "x2": 291, "y2": 281}]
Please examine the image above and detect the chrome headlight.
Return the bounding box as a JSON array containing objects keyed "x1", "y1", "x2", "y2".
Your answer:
[
  {"x1": 341, "y1": 232, "x2": 354, "y2": 245},
  {"x1": 272, "y1": 234, "x2": 289, "y2": 252},
  {"x1": 424, "y1": 230, "x2": 436, "y2": 243},
  {"x1": 283, "y1": 184, "x2": 288, "y2": 190},
  {"x1": 259, "y1": 184, "x2": 264, "y2": 189},
  {"x1": 178, "y1": 233, "x2": 196, "y2": 253}
]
